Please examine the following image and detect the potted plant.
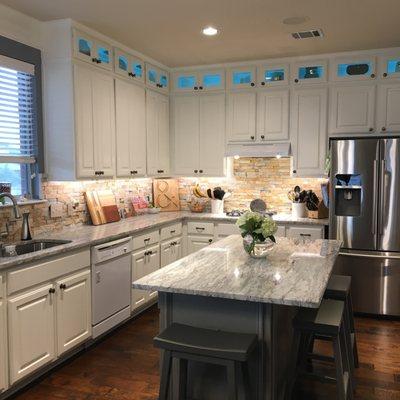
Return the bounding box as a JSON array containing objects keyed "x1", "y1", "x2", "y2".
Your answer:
[{"x1": 236, "y1": 211, "x2": 278, "y2": 258}]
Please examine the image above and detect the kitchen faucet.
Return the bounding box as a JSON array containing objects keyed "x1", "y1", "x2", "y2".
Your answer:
[{"x1": 0, "y1": 193, "x2": 22, "y2": 248}]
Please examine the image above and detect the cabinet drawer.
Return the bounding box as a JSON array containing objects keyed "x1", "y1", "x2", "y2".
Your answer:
[
  {"x1": 216, "y1": 223, "x2": 240, "y2": 237},
  {"x1": 7, "y1": 249, "x2": 90, "y2": 295},
  {"x1": 286, "y1": 226, "x2": 324, "y2": 240},
  {"x1": 0, "y1": 275, "x2": 4, "y2": 299},
  {"x1": 160, "y1": 223, "x2": 182, "y2": 241},
  {"x1": 132, "y1": 230, "x2": 160, "y2": 250},
  {"x1": 187, "y1": 221, "x2": 214, "y2": 236}
]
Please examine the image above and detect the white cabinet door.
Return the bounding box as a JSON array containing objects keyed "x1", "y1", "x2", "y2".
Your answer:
[
  {"x1": 91, "y1": 70, "x2": 116, "y2": 177},
  {"x1": 56, "y1": 270, "x2": 92, "y2": 356},
  {"x1": 227, "y1": 91, "x2": 256, "y2": 142},
  {"x1": 8, "y1": 284, "x2": 56, "y2": 384},
  {"x1": 131, "y1": 244, "x2": 160, "y2": 311},
  {"x1": 147, "y1": 91, "x2": 170, "y2": 176},
  {"x1": 329, "y1": 84, "x2": 376, "y2": 134},
  {"x1": 74, "y1": 64, "x2": 95, "y2": 178},
  {"x1": 115, "y1": 79, "x2": 147, "y2": 177},
  {"x1": 161, "y1": 238, "x2": 182, "y2": 267},
  {"x1": 257, "y1": 89, "x2": 289, "y2": 141},
  {"x1": 187, "y1": 236, "x2": 214, "y2": 254},
  {"x1": 0, "y1": 300, "x2": 7, "y2": 392},
  {"x1": 377, "y1": 83, "x2": 400, "y2": 133},
  {"x1": 173, "y1": 95, "x2": 200, "y2": 175},
  {"x1": 291, "y1": 87, "x2": 328, "y2": 177},
  {"x1": 199, "y1": 93, "x2": 226, "y2": 176}
]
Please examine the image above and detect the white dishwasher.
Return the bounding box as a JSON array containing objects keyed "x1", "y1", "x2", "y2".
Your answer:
[{"x1": 91, "y1": 236, "x2": 133, "y2": 338}]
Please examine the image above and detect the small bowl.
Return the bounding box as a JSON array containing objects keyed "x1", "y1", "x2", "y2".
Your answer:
[{"x1": 189, "y1": 202, "x2": 206, "y2": 213}]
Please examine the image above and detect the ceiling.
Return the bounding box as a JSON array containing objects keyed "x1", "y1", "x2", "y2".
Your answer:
[{"x1": 1, "y1": 0, "x2": 400, "y2": 67}]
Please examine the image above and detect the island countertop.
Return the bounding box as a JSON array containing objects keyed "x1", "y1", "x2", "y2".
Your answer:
[{"x1": 133, "y1": 235, "x2": 342, "y2": 308}]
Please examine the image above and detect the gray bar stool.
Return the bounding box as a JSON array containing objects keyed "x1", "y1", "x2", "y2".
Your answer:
[
  {"x1": 154, "y1": 323, "x2": 257, "y2": 400},
  {"x1": 286, "y1": 299, "x2": 354, "y2": 400},
  {"x1": 324, "y1": 274, "x2": 359, "y2": 368}
]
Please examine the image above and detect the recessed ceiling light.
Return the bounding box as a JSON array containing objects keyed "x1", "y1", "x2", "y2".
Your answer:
[{"x1": 202, "y1": 26, "x2": 219, "y2": 36}]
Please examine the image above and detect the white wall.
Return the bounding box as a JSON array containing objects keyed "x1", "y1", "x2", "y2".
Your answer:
[{"x1": 0, "y1": 4, "x2": 42, "y2": 49}]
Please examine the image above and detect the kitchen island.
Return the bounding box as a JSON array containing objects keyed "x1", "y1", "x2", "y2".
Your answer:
[{"x1": 133, "y1": 235, "x2": 342, "y2": 400}]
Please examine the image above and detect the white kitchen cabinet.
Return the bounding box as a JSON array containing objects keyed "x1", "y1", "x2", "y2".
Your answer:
[
  {"x1": 73, "y1": 29, "x2": 113, "y2": 71},
  {"x1": 146, "y1": 63, "x2": 169, "y2": 93},
  {"x1": 114, "y1": 48, "x2": 144, "y2": 83},
  {"x1": 146, "y1": 90, "x2": 170, "y2": 176},
  {"x1": 74, "y1": 64, "x2": 115, "y2": 178},
  {"x1": 257, "y1": 89, "x2": 289, "y2": 141},
  {"x1": 131, "y1": 244, "x2": 160, "y2": 311},
  {"x1": 115, "y1": 79, "x2": 147, "y2": 177},
  {"x1": 329, "y1": 84, "x2": 376, "y2": 134},
  {"x1": 0, "y1": 298, "x2": 7, "y2": 392},
  {"x1": 8, "y1": 284, "x2": 56, "y2": 384},
  {"x1": 377, "y1": 83, "x2": 400, "y2": 133},
  {"x1": 292, "y1": 60, "x2": 327, "y2": 84},
  {"x1": 330, "y1": 57, "x2": 376, "y2": 81},
  {"x1": 56, "y1": 270, "x2": 91, "y2": 356},
  {"x1": 216, "y1": 223, "x2": 240, "y2": 239},
  {"x1": 173, "y1": 93, "x2": 225, "y2": 176},
  {"x1": 187, "y1": 235, "x2": 214, "y2": 254},
  {"x1": 258, "y1": 63, "x2": 289, "y2": 87},
  {"x1": 227, "y1": 66, "x2": 257, "y2": 89},
  {"x1": 286, "y1": 226, "x2": 324, "y2": 240},
  {"x1": 291, "y1": 87, "x2": 328, "y2": 177},
  {"x1": 173, "y1": 69, "x2": 225, "y2": 92},
  {"x1": 227, "y1": 91, "x2": 256, "y2": 143},
  {"x1": 161, "y1": 237, "x2": 182, "y2": 267}
]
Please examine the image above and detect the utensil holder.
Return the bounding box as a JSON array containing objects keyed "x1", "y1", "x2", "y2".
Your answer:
[
  {"x1": 291, "y1": 202, "x2": 306, "y2": 218},
  {"x1": 211, "y1": 199, "x2": 224, "y2": 215}
]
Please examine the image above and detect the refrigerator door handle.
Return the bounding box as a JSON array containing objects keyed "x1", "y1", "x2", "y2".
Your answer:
[
  {"x1": 372, "y1": 159, "x2": 379, "y2": 235},
  {"x1": 339, "y1": 251, "x2": 400, "y2": 260},
  {"x1": 379, "y1": 159, "x2": 386, "y2": 235}
]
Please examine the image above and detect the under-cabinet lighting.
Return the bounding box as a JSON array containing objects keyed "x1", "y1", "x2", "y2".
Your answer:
[{"x1": 233, "y1": 155, "x2": 240, "y2": 160}]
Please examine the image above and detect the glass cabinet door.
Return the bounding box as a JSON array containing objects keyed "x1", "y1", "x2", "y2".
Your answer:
[
  {"x1": 331, "y1": 57, "x2": 375, "y2": 81},
  {"x1": 132, "y1": 59, "x2": 144, "y2": 82},
  {"x1": 258, "y1": 64, "x2": 289, "y2": 86},
  {"x1": 115, "y1": 49, "x2": 144, "y2": 82},
  {"x1": 228, "y1": 67, "x2": 257, "y2": 89},
  {"x1": 200, "y1": 70, "x2": 225, "y2": 91},
  {"x1": 158, "y1": 70, "x2": 169, "y2": 90},
  {"x1": 380, "y1": 55, "x2": 400, "y2": 79},
  {"x1": 146, "y1": 64, "x2": 158, "y2": 88},
  {"x1": 292, "y1": 61, "x2": 327, "y2": 84},
  {"x1": 174, "y1": 73, "x2": 198, "y2": 91},
  {"x1": 95, "y1": 42, "x2": 112, "y2": 70},
  {"x1": 74, "y1": 31, "x2": 94, "y2": 63}
]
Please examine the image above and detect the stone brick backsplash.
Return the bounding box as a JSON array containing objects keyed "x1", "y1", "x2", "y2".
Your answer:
[{"x1": 0, "y1": 157, "x2": 326, "y2": 241}]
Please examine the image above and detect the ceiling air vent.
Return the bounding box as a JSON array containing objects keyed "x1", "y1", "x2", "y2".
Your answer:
[{"x1": 292, "y1": 29, "x2": 324, "y2": 39}]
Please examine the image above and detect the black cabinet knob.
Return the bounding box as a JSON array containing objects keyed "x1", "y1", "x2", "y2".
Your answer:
[
  {"x1": 382, "y1": 127, "x2": 386, "y2": 132},
  {"x1": 49, "y1": 288, "x2": 56, "y2": 294},
  {"x1": 199, "y1": 86, "x2": 203, "y2": 90},
  {"x1": 199, "y1": 170, "x2": 203, "y2": 173},
  {"x1": 369, "y1": 127, "x2": 374, "y2": 132},
  {"x1": 194, "y1": 86, "x2": 198, "y2": 90},
  {"x1": 261, "y1": 135, "x2": 265, "y2": 140},
  {"x1": 194, "y1": 169, "x2": 198, "y2": 173},
  {"x1": 294, "y1": 78, "x2": 299, "y2": 83},
  {"x1": 91, "y1": 57, "x2": 98, "y2": 63},
  {"x1": 60, "y1": 284, "x2": 67, "y2": 290},
  {"x1": 250, "y1": 82, "x2": 255, "y2": 87},
  {"x1": 261, "y1": 82, "x2": 266, "y2": 86},
  {"x1": 157, "y1": 169, "x2": 164, "y2": 173},
  {"x1": 250, "y1": 136, "x2": 255, "y2": 140},
  {"x1": 208, "y1": 239, "x2": 213, "y2": 243},
  {"x1": 383, "y1": 72, "x2": 388, "y2": 78},
  {"x1": 293, "y1": 170, "x2": 297, "y2": 174},
  {"x1": 370, "y1": 73, "x2": 375, "y2": 78}
]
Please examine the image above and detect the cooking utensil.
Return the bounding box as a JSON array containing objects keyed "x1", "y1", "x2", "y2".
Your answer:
[
  {"x1": 250, "y1": 199, "x2": 267, "y2": 213},
  {"x1": 213, "y1": 187, "x2": 225, "y2": 200}
]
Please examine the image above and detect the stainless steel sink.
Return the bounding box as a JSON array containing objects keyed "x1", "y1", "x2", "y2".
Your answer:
[{"x1": 1, "y1": 239, "x2": 72, "y2": 257}]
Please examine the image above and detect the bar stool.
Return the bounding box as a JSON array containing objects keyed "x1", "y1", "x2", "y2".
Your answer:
[
  {"x1": 286, "y1": 299, "x2": 354, "y2": 400},
  {"x1": 154, "y1": 323, "x2": 257, "y2": 400},
  {"x1": 324, "y1": 274, "x2": 359, "y2": 368}
]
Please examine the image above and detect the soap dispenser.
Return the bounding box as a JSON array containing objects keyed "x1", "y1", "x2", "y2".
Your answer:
[{"x1": 21, "y1": 212, "x2": 32, "y2": 241}]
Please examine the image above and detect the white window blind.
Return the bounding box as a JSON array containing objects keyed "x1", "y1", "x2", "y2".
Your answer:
[{"x1": 0, "y1": 54, "x2": 36, "y2": 164}]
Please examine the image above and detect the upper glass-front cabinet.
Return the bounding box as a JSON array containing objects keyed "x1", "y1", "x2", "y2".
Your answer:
[
  {"x1": 258, "y1": 64, "x2": 289, "y2": 86},
  {"x1": 379, "y1": 55, "x2": 400, "y2": 79},
  {"x1": 114, "y1": 49, "x2": 144, "y2": 83},
  {"x1": 146, "y1": 63, "x2": 169, "y2": 92},
  {"x1": 228, "y1": 66, "x2": 257, "y2": 89},
  {"x1": 73, "y1": 30, "x2": 112, "y2": 71},
  {"x1": 330, "y1": 57, "x2": 376, "y2": 81},
  {"x1": 173, "y1": 70, "x2": 225, "y2": 92},
  {"x1": 292, "y1": 60, "x2": 327, "y2": 84}
]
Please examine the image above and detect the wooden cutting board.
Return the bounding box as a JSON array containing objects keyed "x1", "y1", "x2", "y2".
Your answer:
[
  {"x1": 85, "y1": 191, "x2": 107, "y2": 225},
  {"x1": 153, "y1": 179, "x2": 180, "y2": 212}
]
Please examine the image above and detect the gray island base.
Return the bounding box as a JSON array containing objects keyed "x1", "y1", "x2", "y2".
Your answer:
[{"x1": 134, "y1": 235, "x2": 342, "y2": 400}]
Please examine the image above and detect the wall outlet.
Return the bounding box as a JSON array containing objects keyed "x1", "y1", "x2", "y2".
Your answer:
[{"x1": 49, "y1": 202, "x2": 64, "y2": 218}]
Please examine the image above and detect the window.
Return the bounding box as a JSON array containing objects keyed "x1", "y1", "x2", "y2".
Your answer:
[{"x1": 0, "y1": 46, "x2": 41, "y2": 197}]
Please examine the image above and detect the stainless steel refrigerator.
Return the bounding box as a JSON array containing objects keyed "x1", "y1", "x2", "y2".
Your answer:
[{"x1": 330, "y1": 137, "x2": 400, "y2": 316}]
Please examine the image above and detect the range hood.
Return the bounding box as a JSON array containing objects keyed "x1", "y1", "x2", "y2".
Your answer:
[{"x1": 225, "y1": 142, "x2": 291, "y2": 158}]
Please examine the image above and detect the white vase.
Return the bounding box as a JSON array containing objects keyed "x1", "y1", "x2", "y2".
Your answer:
[
  {"x1": 292, "y1": 202, "x2": 307, "y2": 218},
  {"x1": 211, "y1": 199, "x2": 224, "y2": 215}
]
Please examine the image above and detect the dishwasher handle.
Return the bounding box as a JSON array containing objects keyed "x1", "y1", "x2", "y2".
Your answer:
[{"x1": 92, "y1": 237, "x2": 132, "y2": 264}]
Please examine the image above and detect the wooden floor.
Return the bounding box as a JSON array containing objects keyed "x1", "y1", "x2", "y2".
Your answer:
[{"x1": 11, "y1": 306, "x2": 400, "y2": 400}]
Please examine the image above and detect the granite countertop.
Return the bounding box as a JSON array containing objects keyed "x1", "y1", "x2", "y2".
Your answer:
[
  {"x1": 0, "y1": 211, "x2": 328, "y2": 271},
  {"x1": 133, "y1": 235, "x2": 342, "y2": 308}
]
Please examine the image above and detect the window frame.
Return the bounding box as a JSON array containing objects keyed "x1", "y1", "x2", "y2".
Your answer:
[{"x1": 0, "y1": 35, "x2": 43, "y2": 198}]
